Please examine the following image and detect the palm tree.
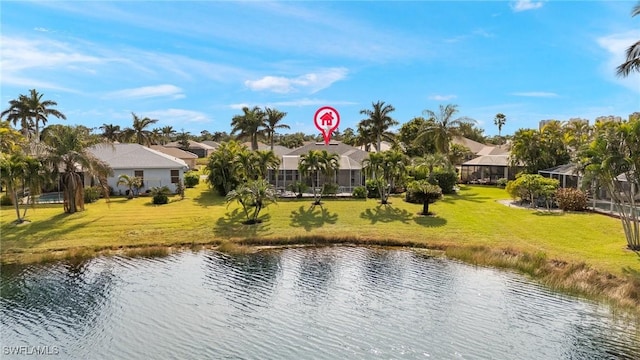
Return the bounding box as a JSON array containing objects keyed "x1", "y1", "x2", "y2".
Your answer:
[
  {"x1": 298, "y1": 150, "x2": 339, "y2": 205},
  {"x1": 417, "y1": 104, "x2": 476, "y2": 155},
  {"x1": 0, "y1": 153, "x2": 42, "y2": 223},
  {"x1": 1, "y1": 95, "x2": 32, "y2": 140},
  {"x1": 117, "y1": 174, "x2": 142, "y2": 199},
  {"x1": 22, "y1": 89, "x2": 66, "y2": 146},
  {"x1": 359, "y1": 101, "x2": 398, "y2": 152},
  {"x1": 206, "y1": 140, "x2": 247, "y2": 196},
  {"x1": 617, "y1": 2, "x2": 640, "y2": 77},
  {"x1": 254, "y1": 150, "x2": 281, "y2": 180},
  {"x1": 123, "y1": 113, "x2": 158, "y2": 146},
  {"x1": 160, "y1": 126, "x2": 176, "y2": 145},
  {"x1": 40, "y1": 125, "x2": 112, "y2": 214},
  {"x1": 264, "y1": 107, "x2": 289, "y2": 151},
  {"x1": 226, "y1": 178, "x2": 277, "y2": 225},
  {"x1": 363, "y1": 150, "x2": 409, "y2": 204},
  {"x1": 231, "y1": 106, "x2": 266, "y2": 151},
  {"x1": 494, "y1": 113, "x2": 506, "y2": 145},
  {"x1": 100, "y1": 123, "x2": 122, "y2": 142},
  {"x1": 355, "y1": 122, "x2": 375, "y2": 152},
  {"x1": 415, "y1": 153, "x2": 450, "y2": 174}
]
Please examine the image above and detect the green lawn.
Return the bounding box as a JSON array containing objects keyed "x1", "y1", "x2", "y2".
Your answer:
[{"x1": 1, "y1": 184, "x2": 638, "y2": 278}]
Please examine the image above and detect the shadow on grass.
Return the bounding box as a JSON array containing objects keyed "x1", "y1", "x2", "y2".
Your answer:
[
  {"x1": 439, "y1": 187, "x2": 491, "y2": 204},
  {"x1": 359, "y1": 205, "x2": 413, "y2": 224},
  {"x1": 2, "y1": 213, "x2": 106, "y2": 251},
  {"x1": 289, "y1": 205, "x2": 338, "y2": 231},
  {"x1": 193, "y1": 189, "x2": 227, "y2": 208},
  {"x1": 214, "y1": 208, "x2": 272, "y2": 239},
  {"x1": 413, "y1": 214, "x2": 447, "y2": 227}
]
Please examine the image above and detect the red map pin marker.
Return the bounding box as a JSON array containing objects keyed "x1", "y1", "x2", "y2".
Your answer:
[{"x1": 314, "y1": 106, "x2": 340, "y2": 145}]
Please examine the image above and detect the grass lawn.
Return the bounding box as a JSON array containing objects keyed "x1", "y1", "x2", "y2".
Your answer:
[{"x1": 1, "y1": 183, "x2": 637, "y2": 278}]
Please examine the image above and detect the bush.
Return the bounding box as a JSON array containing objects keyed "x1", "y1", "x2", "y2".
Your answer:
[
  {"x1": 183, "y1": 171, "x2": 200, "y2": 188},
  {"x1": 555, "y1": 188, "x2": 587, "y2": 211},
  {"x1": 365, "y1": 179, "x2": 381, "y2": 198},
  {"x1": 0, "y1": 195, "x2": 12, "y2": 206},
  {"x1": 428, "y1": 169, "x2": 458, "y2": 194},
  {"x1": 321, "y1": 183, "x2": 339, "y2": 195},
  {"x1": 287, "y1": 181, "x2": 308, "y2": 198},
  {"x1": 506, "y1": 174, "x2": 559, "y2": 206},
  {"x1": 352, "y1": 186, "x2": 367, "y2": 199},
  {"x1": 150, "y1": 186, "x2": 171, "y2": 205},
  {"x1": 496, "y1": 178, "x2": 508, "y2": 188},
  {"x1": 84, "y1": 186, "x2": 101, "y2": 204}
]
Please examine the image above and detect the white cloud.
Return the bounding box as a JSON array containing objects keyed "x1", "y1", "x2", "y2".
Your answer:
[
  {"x1": 511, "y1": 92, "x2": 558, "y2": 97},
  {"x1": 34, "y1": 27, "x2": 50, "y2": 32},
  {"x1": 245, "y1": 68, "x2": 348, "y2": 94},
  {"x1": 105, "y1": 84, "x2": 185, "y2": 100},
  {"x1": 141, "y1": 109, "x2": 211, "y2": 124},
  {"x1": 229, "y1": 103, "x2": 251, "y2": 110},
  {"x1": 597, "y1": 30, "x2": 640, "y2": 93},
  {"x1": 511, "y1": 1, "x2": 544, "y2": 12},
  {"x1": 428, "y1": 94, "x2": 457, "y2": 101},
  {"x1": 269, "y1": 98, "x2": 357, "y2": 107}
]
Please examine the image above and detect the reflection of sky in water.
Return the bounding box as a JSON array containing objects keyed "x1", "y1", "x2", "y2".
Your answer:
[{"x1": 1, "y1": 247, "x2": 638, "y2": 360}]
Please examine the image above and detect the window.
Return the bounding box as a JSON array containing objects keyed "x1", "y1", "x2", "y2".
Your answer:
[
  {"x1": 171, "y1": 170, "x2": 180, "y2": 184},
  {"x1": 134, "y1": 170, "x2": 144, "y2": 187}
]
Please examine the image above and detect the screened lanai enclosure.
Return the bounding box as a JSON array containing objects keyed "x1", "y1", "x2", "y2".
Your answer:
[{"x1": 460, "y1": 155, "x2": 518, "y2": 184}]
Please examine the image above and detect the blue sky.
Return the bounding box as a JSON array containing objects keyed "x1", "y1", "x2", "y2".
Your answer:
[{"x1": 1, "y1": 1, "x2": 639, "y2": 138}]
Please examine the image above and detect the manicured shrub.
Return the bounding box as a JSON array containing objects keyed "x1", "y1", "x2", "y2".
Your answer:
[
  {"x1": 0, "y1": 194, "x2": 12, "y2": 206},
  {"x1": 555, "y1": 188, "x2": 588, "y2": 211},
  {"x1": 150, "y1": 186, "x2": 171, "y2": 205},
  {"x1": 365, "y1": 179, "x2": 380, "y2": 198},
  {"x1": 322, "y1": 183, "x2": 339, "y2": 195},
  {"x1": 84, "y1": 186, "x2": 101, "y2": 204},
  {"x1": 352, "y1": 186, "x2": 367, "y2": 199},
  {"x1": 152, "y1": 194, "x2": 168, "y2": 205},
  {"x1": 506, "y1": 174, "x2": 559, "y2": 207},
  {"x1": 287, "y1": 181, "x2": 308, "y2": 198},
  {"x1": 496, "y1": 178, "x2": 508, "y2": 188},
  {"x1": 428, "y1": 169, "x2": 458, "y2": 194},
  {"x1": 183, "y1": 171, "x2": 200, "y2": 188}
]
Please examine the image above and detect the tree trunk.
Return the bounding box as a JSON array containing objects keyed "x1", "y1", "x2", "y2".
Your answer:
[
  {"x1": 11, "y1": 188, "x2": 23, "y2": 223},
  {"x1": 422, "y1": 201, "x2": 429, "y2": 215}
]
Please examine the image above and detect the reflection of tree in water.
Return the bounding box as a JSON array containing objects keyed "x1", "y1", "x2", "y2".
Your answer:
[
  {"x1": 1, "y1": 258, "x2": 116, "y2": 347},
  {"x1": 202, "y1": 250, "x2": 281, "y2": 312},
  {"x1": 292, "y1": 248, "x2": 337, "y2": 305}
]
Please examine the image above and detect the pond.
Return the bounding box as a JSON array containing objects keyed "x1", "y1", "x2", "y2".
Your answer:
[{"x1": 1, "y1": 246, "x2": 638, "y2": 359}]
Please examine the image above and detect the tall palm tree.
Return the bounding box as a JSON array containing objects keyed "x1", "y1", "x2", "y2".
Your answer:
[
  {"x1": 206, "y1": 140, "x2": 247, "y2": 196},
  {"x1": 22, "y1": 89, "x2": 66, "y2": 146},
  {"x1": 0, "y1": 153, "x2": 41, "y2": 223},
  {"x1": 231, "y1": 106, "x2": 266, "y2": 151},
  {"x1": 100, "y1": 123, "x2": 122, "y2": 142},
  {"x1": 355, "y1": 122, "x2": 375, "y2": 152},
  {"x1": 160, "y1": 126, "x2": 176, "y2": 145},
  {"x1": 359, "y1": 101, "x2": 398, "y2": 152},
  {"x1": 1, "y1": 95, "x2": 32, "y2": 140},
  {"x1": 617, "y1": 2, "x2": 640, "y2": 77},
  {"x1": 494, "y1": 113, "x2": 506, "y2": 145},
  {"x1": 41, "y1": 125, "x2": 112, "y2": 214},
  {"x1": 264, "y1": 107, "x2": 289, "y2": 151},
  {"x1": 123, "y1": 113, "x2": 158, "y2": 146},
  {"x1": 417, "y1": 104, "x2": 476, "y2": 155}
]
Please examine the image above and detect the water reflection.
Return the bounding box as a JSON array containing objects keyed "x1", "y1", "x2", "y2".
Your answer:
[{"x1": 1, "y1": 247, "x2": 638, "y2": 360}]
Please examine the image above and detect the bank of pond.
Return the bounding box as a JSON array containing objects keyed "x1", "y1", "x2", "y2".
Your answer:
[{"x1": 1, "y1": 246, "x2": 638, "y2": 359}]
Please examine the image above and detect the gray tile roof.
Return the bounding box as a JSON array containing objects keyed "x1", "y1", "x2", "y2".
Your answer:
[
  {"x1": 462, "y1": 154, "x2": 510, "y2": 166},
  {"x1": 89, "y1": 143, "x2": 188, "y2": 169},
  {"x1": 150, "y1": 145, "x2": 198, "y2": 159}
]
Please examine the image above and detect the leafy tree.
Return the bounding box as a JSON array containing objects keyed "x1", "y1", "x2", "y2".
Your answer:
[
  {"x1": 123, "y1": 113, "x2": 158, "y2": 146},
  {"x1": 505, "y1": 174, "x2": 559, "y2": 208},
  {"x1": 0, "y1": 120, "x2": 25, "y2": 154},
  {"x1": 406, "y1": 180, "x2": 442, "y2": 215},
  {"x1": 264, "y1": 107, "x2": 289, "y2": 151},
  {"x1": 617, "y1": 2, "x2": 640, "y2": 76},
  {"x1": 183, "y1": 171, "x2": 200, "y2": 188},
  {"x1": 359, "y1": 101, "x2": 398, "y2": 152},
  {"x1": 41, "y1": 125, "x2": 112, "y2": 214},
  {"x1": 340, "y1": 127, "x2": 357, "y2": 146},
  {"x1": 117, "y1": 174, "x2": 143, "y2": 199},
  {"x1": 226, "y1": 179, "x2": 277, "y2": 224},
  {"x1": 510, "y1": 122, "x2": 570, "y2": 174},
  {"x1": 417, "y1": 104, "x2": 476, "y2": 155},
  {"x1": 0, "y1": 153, "x2": 42, "y2": 223},
  {"x1": 581, "y1": 118, "x2": 640, "y2": 250},
  {"x1": 278, "y1": 132, "x2": 305, "y2": 149},
  {"x1": 399, "y1": 117, "x2": 436, "y2": 158},
  {"x1": 448, "y1": 143, "x2": 474, "y2": 166},
  {"x1": 231, "y1": 106, "x2": 266, "y2": 151},
  {"x1": 457, "y1": 122, "x2": 486, "y2": 143},
  {"x1": 363, "y1": 150, "x2": 409, "y2": 204}
]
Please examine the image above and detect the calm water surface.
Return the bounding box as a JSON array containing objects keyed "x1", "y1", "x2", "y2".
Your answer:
[{"x1": 1, "y1": 247, "x2": 639, "y2": 359}]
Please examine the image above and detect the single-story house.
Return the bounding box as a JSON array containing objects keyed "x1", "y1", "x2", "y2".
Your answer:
[
  {"x1": 150, "y1": 145, "x2": 198, "y2": 170},
  {"x1": 460, "y1": 154, "x2": 521, "y2": 184},
  {"x1": 538, "y1": 163, "x2": 581, "y2": 188},
  {"x1": 165, "y1": 140, "x2": 215, "y2": 158},
  {"x1": 89, "y1": 143, "x2": 189, "y2": 194},
  {"x1": 269, "y1": 141, "x2": 369, "y2": 193}
]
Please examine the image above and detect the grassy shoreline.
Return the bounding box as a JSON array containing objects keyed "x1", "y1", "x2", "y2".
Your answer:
[{"x1": 1, "y1": 184, "x2": 639, "y2": 311}]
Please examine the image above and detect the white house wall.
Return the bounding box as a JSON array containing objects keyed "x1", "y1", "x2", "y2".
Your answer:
[{"x1": 109, "y1": 168, "x2": 184, "y2": 195}]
